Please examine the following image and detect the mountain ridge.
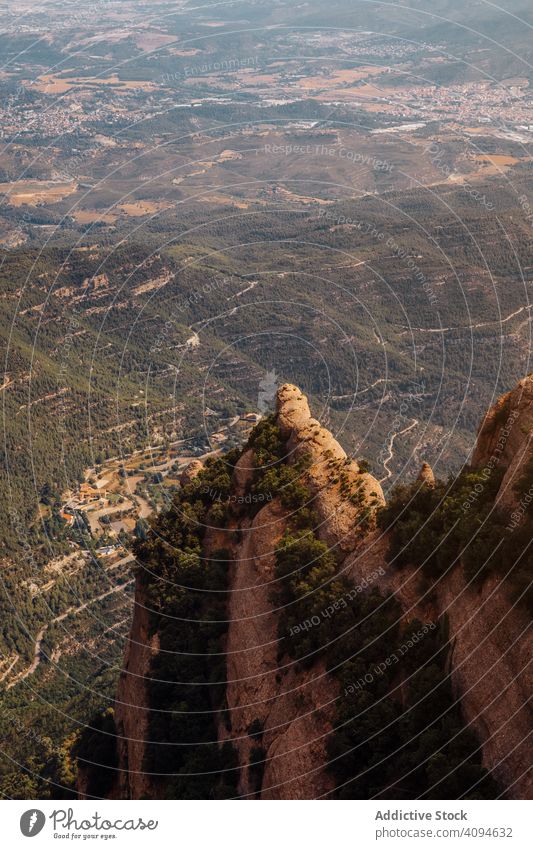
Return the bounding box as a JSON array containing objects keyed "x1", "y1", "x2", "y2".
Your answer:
[{"x1": 80, "y1": 379, "x2": 533, "y2": 799}]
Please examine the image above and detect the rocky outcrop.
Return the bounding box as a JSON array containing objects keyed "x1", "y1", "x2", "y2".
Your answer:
[
  {"x1": 179, "y1": 458, "x2": 203, "y2": 486},
  {"x1": 417, "y1": 461, "x2": 435, "y2": 487},
  {"x1": 275, "y1": 384, "x2": 384, "y2": 551},
  {"x1": 472, "y1": 374, "x2": 533, "y2": 511},
  {"x1": 106, "y1": 379, "x2": 533, "y2": 800},
  {"x1": 104, "y1": 385, "x2": 384, "y2": 800},
  {"x1": 344, "y1": 377, "x2": 533, "y2": 798},
  {"x1": 219, "y1": 385, "x2": 384, "y2": 798},
  {"x1": 111, "y1": 578, "x2": 160, "y2": 799}
]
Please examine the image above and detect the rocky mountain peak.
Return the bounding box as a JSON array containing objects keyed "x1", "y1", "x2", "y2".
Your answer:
[
  {"x1": 274, "y1": 384, "x2": 384, "y2": 549},
  {"x1": 276, "y1": 383, "x2": 354, "y2": 465},
  {"x1": 96, "y1": 379, "x2": 532, "y2": 802}
]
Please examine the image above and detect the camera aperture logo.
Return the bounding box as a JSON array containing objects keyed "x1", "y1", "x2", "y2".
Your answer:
[{"x1": 20, "y1": 809, "x2": 46, "y2": 837}]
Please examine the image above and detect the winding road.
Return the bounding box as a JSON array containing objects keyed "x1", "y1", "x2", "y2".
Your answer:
[
  {"x1": 379, "y1": 418, "x2": 419, "y2": 483},
  {"x1": 6, "y1": 577, "x2": 134, "y2": 689}
]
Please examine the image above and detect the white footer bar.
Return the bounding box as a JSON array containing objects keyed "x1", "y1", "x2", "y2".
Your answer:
[{"x1": 4, "y1": 799, "x2": 532, "y2": 848}]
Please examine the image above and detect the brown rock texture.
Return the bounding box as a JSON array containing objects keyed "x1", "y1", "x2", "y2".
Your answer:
[
  {"x1": 471, "y1": 374, "x2": 533, "y2": 511},
  {"x1": 276, "y1": 383, "x2": 384, "y2": 551},
  {"x1": 221, "y1": 499, "x2": 338, "y2": 799},
  {"x1": 179, "y1": 458, "x2": 204, "y2": 486},
  {"x1": 107, "y1": 380, "x2": 533, "y2": 799},
  {"x1": 417, "y1": 461, "x2": 435, "y2": 487},
  {"x1": 110, "y1": 576, "x2": 160, "y2": 799},
  {"x1": 346, "y1": 535, "x2": 532, "y2": 798},
  {"x1": 439, "y1": 569, "x2": 532, "y2": 799},
  {"x1": 219, "y1": 385, "x2": 383, "y2": 797}
]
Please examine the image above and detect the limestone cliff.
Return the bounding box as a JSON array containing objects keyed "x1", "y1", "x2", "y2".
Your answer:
[
  {"x1": 112, "y1": 578, "x2": 160, "y2": 799},
  {"x1": 219, "y1": 385, "x2": 384, "y2": 798},
  {"x1": 99, "y1": 381, "x2": 532, "y2": 800},
  {"x1": 471, "y1": 374, "x2": 533, "y2": 511},
  {"x1": 346, "y1": 533, "x2": 532, "y2": 798}
]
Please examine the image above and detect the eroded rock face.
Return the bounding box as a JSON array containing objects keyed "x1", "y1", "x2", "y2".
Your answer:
[
  {"x1": 179, "y1": 459, "x2": 203, "y2": 486},
  {"x1": 221, "y1": 499, "x2": 337, "y2": 799},
  {"x1": 346, "y1": 534, "x2": 533, "y2": 798},
  {"x1": 111, "y1": 577, "x2": 160, "y2": 799},
  {"x1": 276, "y1": 383, "x2": 385, "y2": 551},
  {"x1": 417, "y1": 462, "x2": 435, "y2": 488},
  {"x1": 219, "y1": 385, "x2": 383, "y2": 798},
  {"x1": 107, "y1": 380, "x2": 533, "y2": 800},
  {"x1": 472, "y1": 374, "x2": 533, "y2": 511},
  {"x1": 439, "y1": 569, "x2": 532, "y2": 799}
]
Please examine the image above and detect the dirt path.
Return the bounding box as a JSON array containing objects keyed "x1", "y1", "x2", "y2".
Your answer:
[
  {"x1": 332, "y1": 378, "x2": 390, "y2": 401},
  {"x1": 380, "y1": 418, "x2": 419, "y2": 483},
  {"x1": 0, "y1": 655, "x2": 20, "y2": 682},
  {"x1": 227, "y1": 279, "x2": 258, "y2": 299},
  {"x1": 400, "y1": 304, "x2": 533, "y2": 335},
  {"x1": 7, "y1": 628, "x2": 46, "y2": 688},
  {"x1": 6, "y1": 579, "x2": 134, "y2": 689}
]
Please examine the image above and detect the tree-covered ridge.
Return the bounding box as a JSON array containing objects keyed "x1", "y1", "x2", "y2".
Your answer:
[
  {"x1": 2, "y1": 162, "x2": 532, "y2": 557},
  {"x1": 131, "y1": 451, "x2": 242, "y2": 800},
  {"x1": 271, "y1": 474, "x2": 500, "y2": 798},
  {"x1": 125, "y1": 418, "x2": 321, "y2": 798},
  {"x1": 110, "y1": 415, "x2": 499, "y2": 799},
  {"x1": 379, "y1": 466, "x2": 533, "y2": 614}
]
